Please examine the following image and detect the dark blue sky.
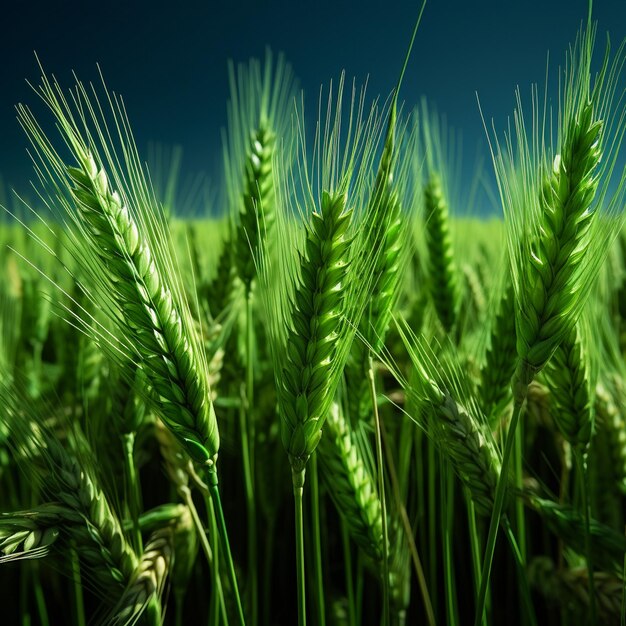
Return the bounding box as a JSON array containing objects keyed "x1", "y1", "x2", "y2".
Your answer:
[{"x1": 2, "y1": 0, "x2": 626, "y2": 213}]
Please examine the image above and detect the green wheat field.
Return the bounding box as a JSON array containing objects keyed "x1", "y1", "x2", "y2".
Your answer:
[{"x1": 2, "y1": 4, "x2": 626, "y2": 626}]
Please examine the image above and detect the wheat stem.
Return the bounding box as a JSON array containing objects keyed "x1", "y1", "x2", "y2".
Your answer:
[
  {"x1": 475, "y1": 398, "x2": 523, "y2": 626},
  {"x1": 310, "y1": 453, "x2": 326, "y2": 626},
  {"x1": 201, "y1": 492, "x2": 225, "y2": 626},
  {"x1": 442, "y1": 466, "x2": 458, "y2": 626},
  {"x1": 368, "y1": 355, "x2": 390, "y2": 626},
  {"x1": 70, "y1": 545, "x2": 86, "y2": 626},
  {"x1": 621, "y1": 530, "x2": 626, "y2": 626},
  {"x1": 122, "y1": 432, "x2": 142, "y2": 555},
  {"x1": 502, "y1": 517, "x2": 537, "y2": 626},
  {"x1": 464, "y1": 493, "x2": 487, "y2": 626},
  {"x1": 292, "y1": 467, "x2": 307, "y2": 626},
  {"x1": 243, "y1": 294, "x2": 258, "y2": 626},
  {"x1": 575, "y1": 449, "x2": 598, "y2": 624},
  {"x1": 380, "y1": 419, "x2": 436, "y2": 626},
  {"x1": 514, "y1": 422, "x2": 526, "y2": 564},
  {"x1": 205, "y1": 468, "x2": 245, "y2": 626},
  {"x1": 427, "y1": 436, "x2": 438, "y2": 611},
  {"x1": 33, "y1": 562, "x2": 49, "y2": 626},
  {"x1": 341, "y1": 520, "x2": 357, "y2": 626}
]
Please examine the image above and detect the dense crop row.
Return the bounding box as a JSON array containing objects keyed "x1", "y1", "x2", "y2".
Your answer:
[{"x1": 1, "y1": 12, "x2": 626, "y2": 626}]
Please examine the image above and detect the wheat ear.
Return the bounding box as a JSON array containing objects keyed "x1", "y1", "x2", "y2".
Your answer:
[
  {"x1": 476, "y1": 27, "x2": 626, "y2": 624},
  {"x1": 18, "y1": 69, "x2": 245, "y2": 623},
  {"x1": 480, "y1": 281, "x2": 517, "y2": 422},
  {"x1": 1, "y1": 387, "x2": 138, "y2": 595},
  {"x1": 18, "y1": 71, "x2": 219, "y2": 467},
  {"x1": 529, "y1": 557, "x2": 623, "y2": 622},
  {"x1": 424, "y1": 173, "x2": 458, "y2": 332},
  {"x1": 390, "y1": 320, "x2": 503, "y2": 515},
  {"x1": 113, "y1": 526, "x2": 173, "y2": 626},
  {"x1": 317, "y1": 403, "x2": 384, "y2": 562},
  {"x1": 525, "y1": 494, "x2": 626, "y2": 575},
  {"x1": 0, "y1": 505, "x2": 63, "y2": 562},
  {"x1": 545, "y1": 321, "x2": 594, "y2": 450},
  {"x1": 226, "y1": 51, "x2": 295, "y2": 288}
]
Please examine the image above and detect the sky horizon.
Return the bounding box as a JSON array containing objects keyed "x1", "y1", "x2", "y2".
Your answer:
[{"x1": 2, "y1": 0, "x2": 625, "y2": 215}]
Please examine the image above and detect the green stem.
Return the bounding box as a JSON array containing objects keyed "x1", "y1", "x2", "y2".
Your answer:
[
  {"x1": 263, "y1": 516, "x2": 276, "y2": 626},
  {"x1": 474, "y1": 399, "x2": 523, "y2": 626},
  {"x1": 465, "y1": 493, "x2": 481, "y2": 598},
  {"x1": 206, "y1": 468, "x2": 246, "y2": 626},
  {"x1": 175, "y1": 593, "x2": 184, "y2": 626},
  {"x1": 356, "y1": 552, "x2": 364, "y2": 626},
  {"x1": 368, "y1": 355, "x2": 390, "y2": 626},
  {"x1": 20, "y1": 559, "x2": 30, "y2": 626},
  {"x1": 428, "y1": 434, "x2": 438, "y2": 610},
  {"x1": 466, "y1": 493, "x2": 488, "y2": 626},
  {"x1": 70, "y1": 546, "x2": 86, "y2": 626},
  {"x1": 575, "y1": 450, "x2": 597, "y2": 624},
  {"x1": 33, "y1": 562, "x2": 49, "y2": 626},
  {"x1": 123, "y1": 431, "x2": 143, "y2": 554},
  {"x1": 310, "y1": 453, "x2": 326, "y2": 626},
  {"x1": 620, "y1": 526, "x2": 626, "y2": 626},
  {"x1": 182, "y1": 487, "x2": 226, "y2": 626},
  {"x1": 558, "y1": 446, "x2": 570, "y2": 570},
  {"x1": 502, "y1": 517, "x2": 537, "y2": 626},
  {"x1": 341, "y1": 521, "x2": 357, "y2": 626},
  {"x1": 514, "y1": 422, "x2": 526, "y2": 566},
  {"x1": 243, "y1": 294, "x2": 258, "y2": 626},
  {"x1": 145, "y1": 598, "x2": 163, "y2": 626},
  {"x1": 381, "y1": 419, "x2": 436, "y2": 626},
  {"x1": 205, "y1": 496, "x2": 228, "y2": 626},
  {"x1": 415, "y1": 427, "x2": 426, "y2": 560},
  {"x1": 292, "y1": 467, "x2": 307, "y2": 626},
  {"x1": 442, "y1": 466, "x2": 458, "y2": 626},
  {"x1": 205, "y1": 493, "x2": 225, "y2": 626}
]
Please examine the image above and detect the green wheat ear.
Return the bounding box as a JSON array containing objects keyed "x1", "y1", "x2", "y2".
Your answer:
[
  {"x1": 386, "y1": 320, "x2": 503, "y2": 516},
  {"x1": 0, "y1": 380, "x2": 138, "y2": 595},
  {"x1": 480, "y1": 279, "x2": 517, "y2": 423},
  {"x1": 0, "y1": 506, "x2": 63, "y2": 562},
  {"x1": 474, "y1": 26, "x2": 626, "y2": 626},
  {"x1": 259, "y1": 75, "x2": 384, "y2": 626},
  {"x1": 345, "y1": 80, "x2": 415, "y2": 423},
  {"x1": 490, "y1": 26, "x2": 626, "y2": 399},
  {"x1": 424, "y1": 173, "x2": 457, "y2": 332},
  {"x1": 224, "y1": 49, "x2": 297, "y2": 294},
  {"x1": 278, "y1": 190, "x2": 353, "y2": 470},
  {"x1": 525, "y1": 494, "x2": 626, "y2": 575},
  {"x1": 17, "y1": 69, "x2": 219, "y2": 466},
  {"x1": 260, "y1": 74, "x2": 384, "y2": 473},
  {"x1": 420, "y1": 101, "x2": 462, "y2": 335},
  {"x1": 545, "y1": 313, "x2": 595, "y2": 450},
  {"x1": 317, "y1": 402, "x2": 384, "y2": 563}
]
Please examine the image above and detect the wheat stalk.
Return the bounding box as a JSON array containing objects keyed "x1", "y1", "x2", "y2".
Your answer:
[
  {"x1": 14, "y1": 68, "x2": 247, "y2": 623},
  {"x1": 476, "y1": 27, "x2": 626, "y2": 623}
]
